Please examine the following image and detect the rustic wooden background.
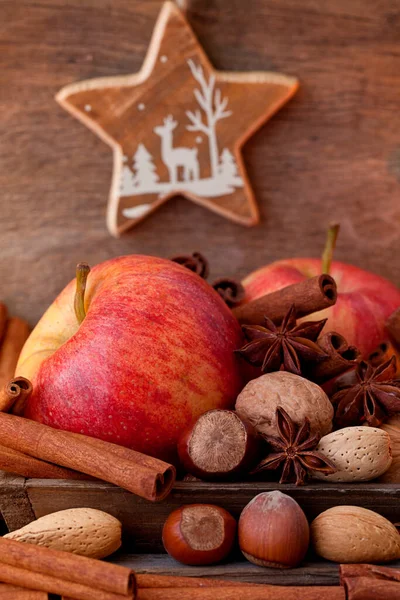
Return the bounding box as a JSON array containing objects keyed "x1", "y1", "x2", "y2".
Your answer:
[{"x1": 1, "y1": 0, "x2": 399, "y2": 325}]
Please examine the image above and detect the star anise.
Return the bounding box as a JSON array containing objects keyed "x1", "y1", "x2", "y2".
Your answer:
[
  {"x1": 252, "y1": 407, "x2": 336, "y2": 485},
  {"x1": 332, "y1": 356, "x2": 400, "y2": 428},
  {"x1": 236, "y1": 304, "x2": 328, "y2": 375}
]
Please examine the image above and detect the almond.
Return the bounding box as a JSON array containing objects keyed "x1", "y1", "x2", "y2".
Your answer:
[
  {"x1": 311, "y1": 505, "x2": 400, "y2": 563},
  {"x1": 311, "y1": 426, "x2": 392, "y2": 482},
  {"x1": 4, "y1": 508, "x2": 122, "y2": 559},
  {"x1": 379, "y1": 415, "x2": 400, "y2": 483}
]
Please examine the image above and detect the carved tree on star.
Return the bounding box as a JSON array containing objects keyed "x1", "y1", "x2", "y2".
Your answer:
[
  {"x1": 186, "y1": 60, "x2": 232, "y2": 178},
  {"x1": 219, "y1": 148, "x2": 239, "y2": 182},
  {"x1": 120, "y1": 156, "x2": 136, "y2": 197},
  {"x1": 132, "y1": 144, "x2": 159, "y2": 192}
]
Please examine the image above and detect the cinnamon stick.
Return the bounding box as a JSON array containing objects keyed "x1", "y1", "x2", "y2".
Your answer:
[
  {"x1": 11, "y1": 378, "x2": 33, "y2": 416},
  {"x1": 0, "y1": 537, "x2": 134, "y2": 600},
  {"x1": 136, "y1": 586, "x2": 345, "y2": 600},
  {"x1": 340, "y1": 563, "x2": 400, "y2": 583},
  {"x1": 306, "y1": 332, "x2": 361, "y2": 383},
  {"x1": 0, "y1": 584, "x2": 48, "y2": 599},
  {"x1": 64, "y1": 575, "x2": 257, "y2": 600},
  {"x1": 387, "y1": 307, "x2": 400, "y2": 349},
  {"x1": 0, "y1": 377, "x2": 32, "y2": 413},
  {"x1": 137, "y1": 575, "x2": 256, "y2": 588},
  {"x1": 0, "y1": 412, "x2": 175, "y2": 501},
  {"x1": 43, "y1": 422, "x2": 176, "y2": 498},
  {"x1": 340, "y1": 564, "x2": 400, "y2": 598},
  {"x1": 0, "y1": 444, "x2": 92, "y2": 480},
  {"x1": 0, "y1": 318, "x2": 30, "y2": 389},
  {"x1": 0, "y1": 562, "x2": 131, "y2": 600},
  {"x1": 0, "y1": 304, "x2": 7, "y2": 344},
  {"x1": 212, "y1": 278, "x2": 246, "y2": 308},
  {"x1": 342, "y1": 576, "x2": 399, "y2": 599},
  {"x1": 233, "y1": 275, "x2": 337, "y2": 326}
]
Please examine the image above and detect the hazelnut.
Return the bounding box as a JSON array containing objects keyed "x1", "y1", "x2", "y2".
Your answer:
[
  {"x1": 235, "y1": 371, "x2": 333, "y2": 438},
  {"x1": 178, "y1": 409, "x2": 260, "y2": 480},
  {"x1": 162, "y1": 504, "x2": 236, "y2": 566},
  {"x1": 238, "y1": 491, "x2": 309, "y2": 568}
]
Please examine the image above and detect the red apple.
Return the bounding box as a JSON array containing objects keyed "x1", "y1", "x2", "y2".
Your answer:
[
  {"x1": 16, "y1": 256, "x2": 244, "y2": 463},
  {"x1": 242, "y1": 257, "x2": 400, "y2": 358}
]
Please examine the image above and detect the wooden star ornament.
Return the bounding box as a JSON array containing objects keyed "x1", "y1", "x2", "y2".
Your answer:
[{"x1": 56, "y1": 1, "x2": 299, "y2": 237}]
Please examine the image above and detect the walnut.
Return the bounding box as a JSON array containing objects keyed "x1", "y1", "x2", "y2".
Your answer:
[{"x1": 235, "y1": 372, "x2": 333, "y2": 438}]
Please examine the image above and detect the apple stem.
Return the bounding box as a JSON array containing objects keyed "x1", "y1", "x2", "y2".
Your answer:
[
  {"x1": 74, "y1": 262, "x2": 91, "y2": 324},
  {"x1": 321, "y1": 223, "x2": 340, "y2": 275}
]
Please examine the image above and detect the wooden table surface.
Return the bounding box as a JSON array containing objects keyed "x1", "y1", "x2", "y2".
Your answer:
[{"x1": 1, "y1": 0, "x2": 400, "y2": 325}]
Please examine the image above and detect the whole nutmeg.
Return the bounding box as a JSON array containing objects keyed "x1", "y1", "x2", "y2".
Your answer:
[
  {"x1": 178, "y1": 409, "x2": 260, "y2": 480},
  {"x1": 311, "y1": 426, "x2": 392, "y2": 482},
  {"x1": 311, "y1": 506, "x2": 400, "y2": 563},
  {"x1": 162, "y1": 504, "x2": 236, "y2": 565},
  {"x1": 379, "y1": 415, "x2": 400, "y2": 483},
  {"x1": 4, "y1": 508, "x2": 122, "y2": 559},
  {"x1": 238, "y1": 491, "x2": 309, "y2": 568},
  {"x1": 235, "y1": 372, "x2": 333, "y2": 438}
]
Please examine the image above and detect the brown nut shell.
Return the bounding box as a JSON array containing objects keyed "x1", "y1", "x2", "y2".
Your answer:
[
  {"x1": 4, "y1": 508, "x2": 122, "y2": 559},
  {"x1": 162, "y1": 504, "x2": 236, "y2": 566},
  {"x1": 238, "y1": 491, "x2": 310, "y2": 568},
  {"x1": 178, "y1": 409, "x2": 260, "y2": 481},
  {"x1": 311, "y1": 426, "x2": 392, "y2": 482},
  {"x1": 236, "y1": 372, "x2": 333, "y2": 438},
  {"x1": 311, "y1": 506, "x2": 400, "y2": 563}
]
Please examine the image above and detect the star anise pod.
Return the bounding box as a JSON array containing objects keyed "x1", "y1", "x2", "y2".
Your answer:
[
  {"x1": 252, "y1": 407, "x2": 336, "y2": 485},
  {"x1": 236, "y1": 304, "x2": 328, "y2": 375},
  {"x1": 332, "y1": 356, "x2": 400, "y2": 428},
  {"x1": 170, "y1": 252, "x2": 209, "y2": 279}
]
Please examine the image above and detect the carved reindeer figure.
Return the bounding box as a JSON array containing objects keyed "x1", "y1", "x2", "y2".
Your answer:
[{"x1": 154, "y1": 115, "x2": 199, "y2": 183}]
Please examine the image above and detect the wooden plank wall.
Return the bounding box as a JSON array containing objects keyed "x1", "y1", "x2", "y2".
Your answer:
[{"x1": 1, "y1": 0, "x2": 399, "y2": 325}]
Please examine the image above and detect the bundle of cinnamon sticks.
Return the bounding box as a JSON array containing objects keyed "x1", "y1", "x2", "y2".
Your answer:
[
  {"x1": 0, "y1": 410, "x2": 176, "y2": 502},
  {"x1": 0, "y1": 303, "x2": 30, "y2": 390},
  {"x1": 1, "y1": 533, "x2": 399, "y2": 599},
  {"x1": 6, "y1": 539, "x2": 400, "y2": 600},
  {"x1": 0, "y1": 536, "x2": 348, "y2": 600},
  {"x1": 0, "y1": 536, "x2": 134, "y2": 600}
]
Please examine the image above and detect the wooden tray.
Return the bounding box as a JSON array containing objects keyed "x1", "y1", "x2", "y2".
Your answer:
[
  {"x1": 1, "y1": 473, "x2": 399, "y2": 550},
  {"x1": 0, "y1": 472, "x2": 399, "y2": 584}
]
